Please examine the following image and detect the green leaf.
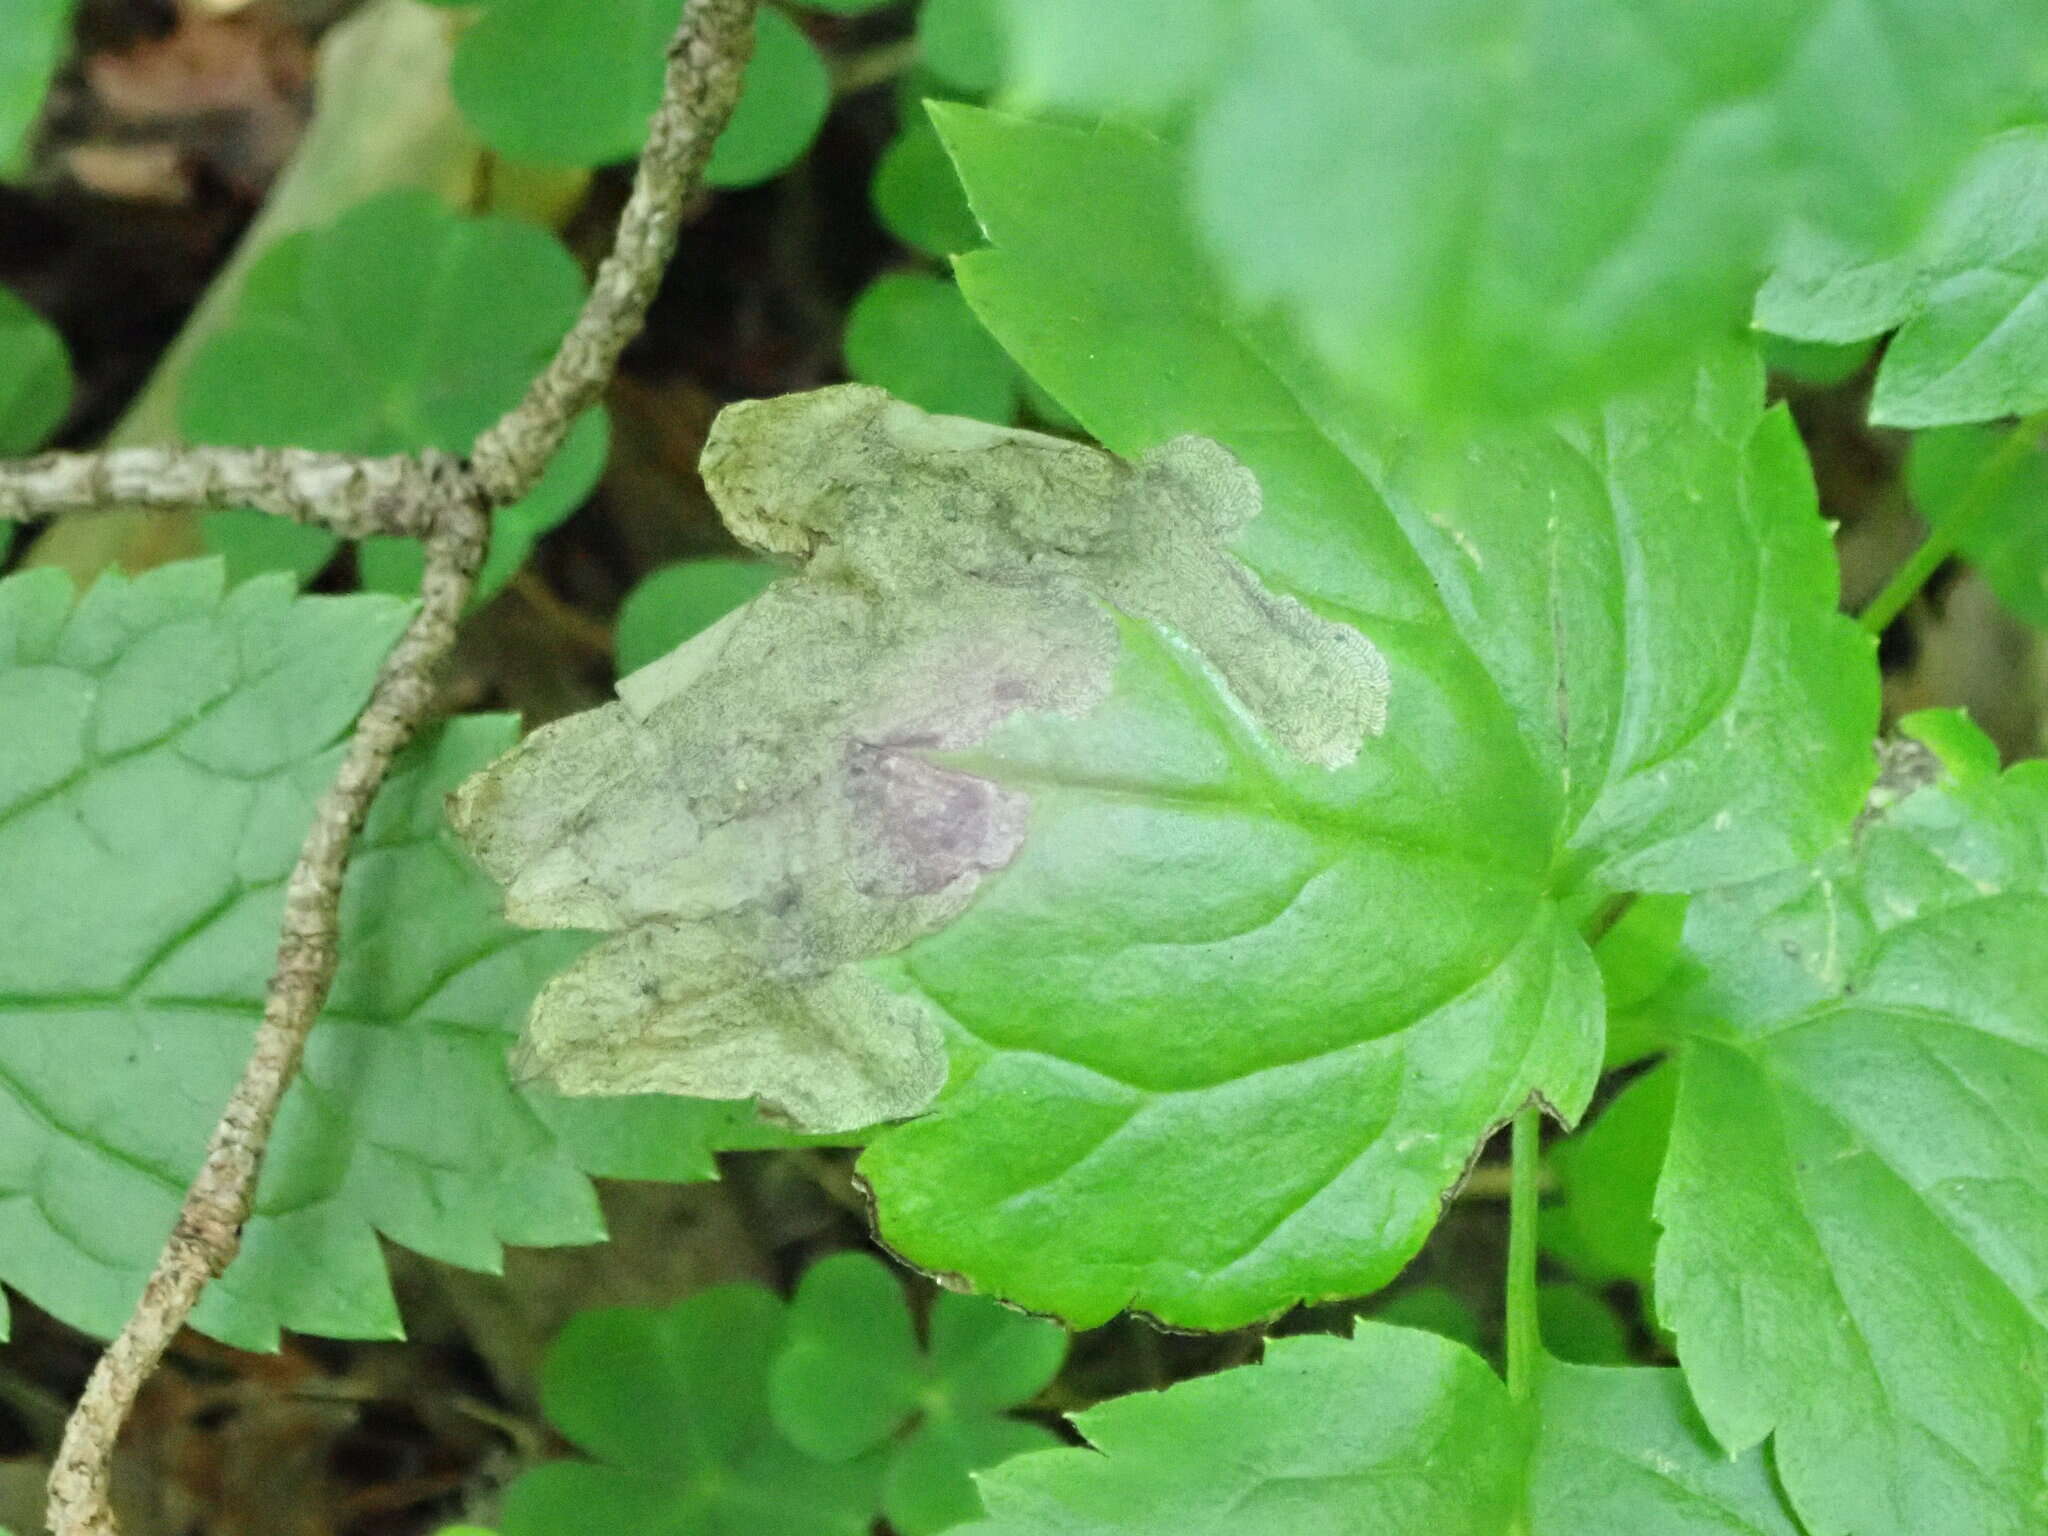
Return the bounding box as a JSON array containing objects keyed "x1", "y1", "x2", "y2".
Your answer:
[
  {"x1": 447, "y1": 0, "x2": 691, "y2": 171},
  {"x1": 181, "y1": 191, "x2": 603, "y2": 602},
  {"x1": 925, "y1": 1286, "x2": 1067, "y2": 1412},
  {"x1": 1535, "y1": 1285, "x2": 1631, "y2": 1366},
  {"x1": 0, "y1": 283, "x2": 72, "y2": 454},
  {"x1": 1907, "y1": 424, "x2": 2048, "y2": 628},
  {"x1": 1654, "y1": 758, "x2": 2048, "y2": 1536},
  {"x1": 526, "y1": 1089, "x2": 761, "y2": 1183},
  {"x1": 0, "y1": 283, "x2": 71, "y2": 567},
  {"x1": 708, "y1": 7, "x2": 833, "y2": 188},
  {"x1": 799, "y1": 0, "x2": 898, "y2": 13},
  {"x1": 875, "y1": 1321, "x2": 1802, "y2": 1536},
  {"x1": 855, "y1": 107, "x2": 1876, "y2": 1330},
  {"x1": 959, "y1": 1325, "x2": 1524, "y2": 1536},
  {"x1": 885, "y1": 1414, "x2": 1059, "y2": 1536},
  {"x1": 767, "y1": 1250, "x2": 1067, "y2": 1526},
  {"x1": 0, "y1": 0, "x2": 73, "y2": 170},
  {"x1": 503, "y1": 1287, "x2": 883, "y2": 1536},
  {"x1": 1527, "y1": 1362, "x2": 1804, "y2": 1535},
  {"x1": 1758, "y1": 332, "x2": 1876, "y2": 388},
  {"x1": 918, "y1": 0, "x2": 1007, "y2": 95},
  {"x1": 614, "y1": 557, "x2": 780, "y2": 676},
  {"x1": 1899, "y1": 706, "x2": 2003, "y2": 785},
  {"x1": 844, "y1": 272, "x2": 1020, "y2": 422},
  {"x1": 1372, "y1": 1286, "x2": 1485, "y2": 1352},
  {"x1": 1774, "y1": 2, "x2": 2048, "y2": 246},
  {"x1": 1545, "y1": 1063, "x2": 1676, "y2": 1298},
  {"x1": 198, "y1": 510, "x2": 337, "y2": 589},
  {"x1": 1594, "y1": 895, "x2": 1693, "y2": 1070},
  {"x1": 875, "y1": 118, "x2": 984, "y2": 258},
  {"x1": 1000, "y1": 1, "x2": 2048, "y2": 420},
  {"x1": 1198, "y1": 0, "x2": 1804, "y2": 416},
  {"x1": 0, "y1": 559, "x2": 734, "y2": 1348},
  {"x1": 1762, "y1": 126, "x2": 2048, "y2": 427},
  {"x1": 772, "y1": 1252, "x2": 927, "y2": 1460}
]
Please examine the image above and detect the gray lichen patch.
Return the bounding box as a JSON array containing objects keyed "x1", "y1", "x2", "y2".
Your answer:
[{"x1": 449, "y1": 386, "x2": 1391, "y2": 1133}]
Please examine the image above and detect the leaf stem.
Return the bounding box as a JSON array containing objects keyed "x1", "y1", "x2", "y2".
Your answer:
[
  {"x1": 1856, "y1": 414, "x2": 2047, "y2": 636},
  {"x1": 1504, "y1": 1104, "x2": 1543, "y2": 1403}
]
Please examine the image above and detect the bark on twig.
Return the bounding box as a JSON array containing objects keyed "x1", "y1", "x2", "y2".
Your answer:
[
  {"x1": 0, "y1": 446, "x2": 469, "y2": 536},
  {"x1": 33, "y1": 2, "x2": 761, "y2": 1530}
]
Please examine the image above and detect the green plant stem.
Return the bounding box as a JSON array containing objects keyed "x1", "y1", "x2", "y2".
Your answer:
[
  {"x1": 1504, "y1": 1105, "x2": 1543, "y2": 1403},
  {"x1": 1857, "y1": 414, "x2": 2047, "y2": 635}
]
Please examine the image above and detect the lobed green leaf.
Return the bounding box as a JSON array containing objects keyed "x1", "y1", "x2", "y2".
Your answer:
[
  {"x1": 854, "y1": 107, "x2": 1876, "y2": 1331},
  {"x1": 962, "y1": 1326, "x2": 1522, "y2": 1536},
  {"x1": 959, "y1": 1327, "x2": 1799, "y2": 1536},
  {"x1": 1761, "y1": 127, "x2": 2048, "y2": 427},
  {"x1": 1655, "y1": 716, "x2": 2048, "y2": 1536},
  {"x1": 0, "y1": 560, "x2": 739, "y2": 1347}
]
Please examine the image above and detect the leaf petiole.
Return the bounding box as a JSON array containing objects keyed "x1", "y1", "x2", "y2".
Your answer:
[
  {"x1": 1857, "y1": 412, "x2": 2048, "y2": 636},
  {"x1": 1504, "y1": 1104, "x2": 1544, "y2": 1403}
]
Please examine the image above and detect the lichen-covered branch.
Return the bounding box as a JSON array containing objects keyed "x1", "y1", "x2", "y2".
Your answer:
[
  {"x1": 468, "y1": 0, "x2": 759, "y2": 504},
  {"x1": 44, "y1": 495, "x2": 488, "y2": 1536},
  {"x1": 38, "y1": 3, "x2": 760, "y2": 1531},
  {"x1": 0, "y1": 445, "x2": 469, "y2": 536}
]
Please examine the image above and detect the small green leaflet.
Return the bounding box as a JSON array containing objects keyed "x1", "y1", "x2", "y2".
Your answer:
[
  {"x1": 1372, "y1": 1285, "x2": 1484, "y2": 1351},
  {"x1": 874, "y1": 118, "x2": 983, "y2": 259},
  {"x1": 0, "y1": 559, "x2": 744, "y2": 1348},
  {"x1": 0, "y1": 282, "x2": 74, "y2": 567},
  {"x1": 852, "y1": 107, "x2": 1877, "y2": 1331},
  {"x1": 1544, "y1": 1063, "x2": 1675, "y2": 1303},
  {"x1": 499, "y1": 1252, "x2": 1057, "y2": 1536},
  {"x1": 0, "y1": 0, "x2": 74, "y2": 171},
  {"x1": 1654, "y1": 713, "x2": 2048, "y2": 1536},
  {"x1": 960, "y1": 1326, "x2": 1798, "y2": 1536},
  {"x1": 918, "y1": 0, "x2": 1008, "y2": 96},
  {"x1": 446, "y1": 0, "x2": 827, "y2": 183},
  {"x1": 180, "y1": 191, "x2": 605, "y2": 598},
  {"x1": 613, "y1": 557, "x2": 779, "y2": 676},
  {"x1": 501, "y1": 1286, "x2": 883, "y2": 1536},
  {"x1": 844, "y1": 273, "x2": 1021, "y2": 423},
  {"x1": 770, "y1": 1251, "x2": 1066, "y2": 1535},
  {"x1": 1760, "y1": 126, "x2": 2048, "y2": 427},
  {"x1": 0, "y1": 286, "x2": 70, "y2": 459}
]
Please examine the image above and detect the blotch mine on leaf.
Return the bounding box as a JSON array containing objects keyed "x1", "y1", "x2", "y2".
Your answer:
[{"x1": 448, "y1": 386, "x2": 1390, "y2": 1133}]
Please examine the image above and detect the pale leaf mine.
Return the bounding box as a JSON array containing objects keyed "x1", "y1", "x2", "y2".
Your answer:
[{"x1": 448, "y1": 387, "x2": 1391, "y2": 1132}]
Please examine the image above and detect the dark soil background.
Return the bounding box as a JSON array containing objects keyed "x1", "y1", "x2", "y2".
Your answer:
[{"x1": 1, "y1": 3, "x2": 2036, "y2": 1532}]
